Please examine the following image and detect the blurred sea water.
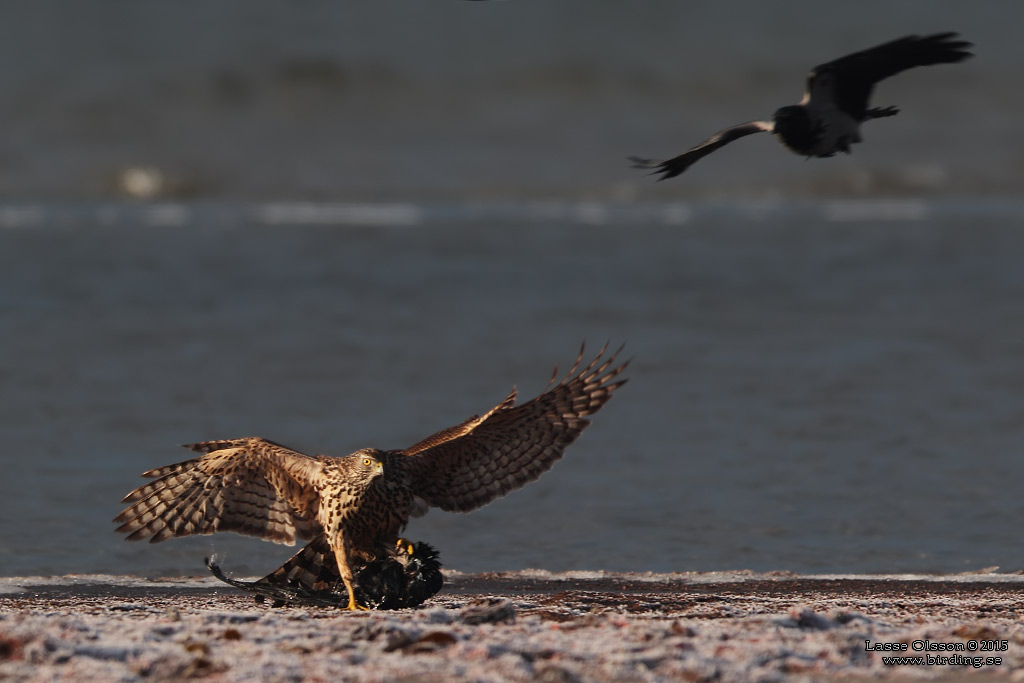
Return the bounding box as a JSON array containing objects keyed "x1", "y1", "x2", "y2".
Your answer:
[
  {"x1": 1, "y1": 2, "x2": 1023, "y2": 577},
  {"x1": 3, "y1": 199, "x2": 1024, "y2": 577}
]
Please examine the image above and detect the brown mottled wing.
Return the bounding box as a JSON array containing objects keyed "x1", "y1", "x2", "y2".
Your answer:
[
  {"x1": 254, "y1": 533, "x2": 341, "y2": 591},
  {"x1": 398, "y1": 344, "x2": 628, "y2": 512},
  {"x1": 113, "y1": 437, "x2": 326, "y2": 546},
  {"x1": 401, "y1": 390, "x2": 518, "y2": 456}
]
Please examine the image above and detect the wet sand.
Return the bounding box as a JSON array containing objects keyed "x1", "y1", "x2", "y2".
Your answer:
[{"x1": 2, "y1": 571, "x2": 1023, "y2": 681}]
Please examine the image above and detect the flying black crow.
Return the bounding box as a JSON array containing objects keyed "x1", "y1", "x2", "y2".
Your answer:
[{"x1": 631, "y1": 33, "x2": 973, "y2": 180}]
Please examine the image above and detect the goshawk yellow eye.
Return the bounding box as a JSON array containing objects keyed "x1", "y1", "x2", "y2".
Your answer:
[{"x1": 362, "y1": 457, "x2": 372, "y2": 467}]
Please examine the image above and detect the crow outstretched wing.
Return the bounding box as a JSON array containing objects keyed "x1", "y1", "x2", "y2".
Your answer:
[
  {"x1": 630, "y1": 121, "x2": 773, "y2": 180},
  {"x1": 805, "y1": 32, "x2": 973, "y2": 119}
]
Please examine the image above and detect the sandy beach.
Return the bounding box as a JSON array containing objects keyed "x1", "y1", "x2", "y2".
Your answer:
[{"x1": 2, "y1": 570, "x2": 1023, "y2": 681}]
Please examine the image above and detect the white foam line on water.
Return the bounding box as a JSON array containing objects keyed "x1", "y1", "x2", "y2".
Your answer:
[
  {"x1": 662, "y1": 203, "x2": 692, "y2": 225},
  {"x1": 0, "y1": 198, "x2": 1022, "y2": 229},
  {"x1": 0, "y1": 575, "x2": 231, "y2": 594},
  {"x1": 5, "y1": 569, "x2": 1023, "y2": 594},
  {"x1": 468, "y1": 569, "x2": 1024, "y2": 584},
  {"x1": 143, "y1": 203, "x2": 191, "y2": 227},
  {"x1": 823, "y1": 199, "x2": 929, "y2": 222},
  {"x1": 254, "y1": 202, "x2": 423, "y2": 227},
  {"x1": 573, "y1": 202, "x2": 609, "y2": 225},
  {"x1": 0, "y1": 206, "x2": 45, "y2": 228}
]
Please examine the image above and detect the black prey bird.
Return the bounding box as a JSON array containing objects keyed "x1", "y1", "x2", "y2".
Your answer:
[
  {"x1": 630, "y1": 32, "x2": 973, "y2": 180},
  {"x1": 207, "y1": 538, "x2": 444, "y2": 609}
]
